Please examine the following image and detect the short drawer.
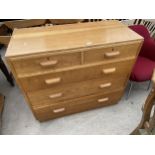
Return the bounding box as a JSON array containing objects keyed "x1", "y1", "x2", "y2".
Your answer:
[
  {"x1": 84, "y1": 43, "x2": 140, "y2": 64},
  {"x1": 28, "y1": 76, "x2": 127, "y2": 107},
  {"x1": 20, "y1": 59, "x2": 134, "y2": 92},
  {"x1": 11, "y1": 51, "x2": 81, "y2": 75},
  {"x1": 33, "y1": 89, "x2": 123, "y2": 121}
]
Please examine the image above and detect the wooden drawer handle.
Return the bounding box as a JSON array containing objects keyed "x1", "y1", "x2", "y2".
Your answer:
[
  {"x1": 49, "y1": 93, "x2": 63, "y2": 99},
  {"x1": 102, "y1": 68, "x2": 116, "y2": 74},
  {"x1": 53, "y1": 108, "x2": 65, "y2": 113},
  {"x1": 98, "y1": 97, "x2": 109, "y2": 103},
  {"x1": 45, "y1": 77, "x2": 61, "y2": 85},
  {"x1": 105, "y1": 51, "x2": 120, "y2": 58},
  {"x1": 99, "y1": 82, "x2": 112, "y2": 88},
  {"x1": 40, "y1": 60, "x2": 58, "y2": 67}
]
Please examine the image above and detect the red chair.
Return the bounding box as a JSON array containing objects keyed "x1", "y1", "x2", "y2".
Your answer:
[{"x1": 127, "y1": 25, "x2": 155, "y2": 99}]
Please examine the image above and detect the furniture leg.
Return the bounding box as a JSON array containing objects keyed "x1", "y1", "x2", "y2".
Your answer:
[
  {"x1": 126, "y1": 81, "x2": 133, "y2": 100},
  {"x1": 147, "y1": 80, "x2": 151, "y2": 90},
  {"x1": 0, "y1": 56, "x2": 14, "y2": 86}
]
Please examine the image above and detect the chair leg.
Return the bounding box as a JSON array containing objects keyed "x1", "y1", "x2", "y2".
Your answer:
[
  {"x1": 126, "y1": 81, "x2": 133, "y2": 100},
  {"x1": 147, "y1": 80, "x2": 151, "y2": 91},
  {"x1": 0, "y1": 56, "x2": 14, "y2": 86}
]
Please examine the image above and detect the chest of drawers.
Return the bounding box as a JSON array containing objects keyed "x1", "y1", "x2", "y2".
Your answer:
[{"x1": 5, "y1": 20, "x2": 143, "y2": 121}]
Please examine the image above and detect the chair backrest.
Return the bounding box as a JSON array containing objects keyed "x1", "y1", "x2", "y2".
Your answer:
[
  {"x1": 129, "y1": 25, "x2": 153, "y2": 58},
  {"x1": 133, "y1": 19, "x2": 155, "y2": 38},
  {"x1": 129, "y1": 25, "x2": 150, "y2": 39}
]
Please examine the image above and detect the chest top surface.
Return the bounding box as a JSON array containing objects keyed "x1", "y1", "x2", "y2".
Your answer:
[{"x1": 5, "y1": 20, "x2": 143, "y2": 57}]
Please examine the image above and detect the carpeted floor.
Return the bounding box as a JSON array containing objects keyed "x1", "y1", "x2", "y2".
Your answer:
[{"x1": 0, "y1": 47, "x2": 150, "y2": 135}]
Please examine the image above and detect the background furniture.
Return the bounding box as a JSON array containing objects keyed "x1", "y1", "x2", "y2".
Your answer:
[
  {"x1": 126, "y1": 25, "x2": 155, "y2": 99},
  {"x1": 0, "y1": 24, "x2": 14, "y2": 86},
  {"x1": 0, "y1": 19, "x2": 84, "y2": 46},
  {"x1": 48, "y1": 19, "x2": 84, "y2": 25},
  {"x1": 0, "y1": 20, "x2": 47, "y2": 47},
  {"x1": 0, "y1": 56, "x2": 14, "y2": 86},
  {"x1": 1, "y1": 19, "x2": 154, "y2": 47},
  {"x1": 4, "y1": 19, "x2": 47, "y2": 31},
  {"x1": 0, "y1": 24, "x2": 11, "y2": 47},
  {"x1": 131, "y1": 70, "x2": 155, "y2": 135},
  {"x1": 127, "y1": 19, "x2": 155, "y2": 38},
  {"x1": 5, "y1": 20, "x2": 143, "y2": 121}
]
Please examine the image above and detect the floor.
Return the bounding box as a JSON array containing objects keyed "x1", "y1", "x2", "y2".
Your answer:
[{"x1": 0, "y1": 47, "x2": 150, "y2": 135}]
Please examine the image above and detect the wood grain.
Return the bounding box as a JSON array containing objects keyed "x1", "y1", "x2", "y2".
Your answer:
[
  {"x1": 5, "y1": 21, "x2": 143, "y2": 57},
  {"x1": 0, "y1": 36, "x2": 11, "y2": 45},
  {"x1": 27, "y1": 76, "x2": 127, "y2": 107},
  {"x1": 10, "y1": 51, "x2": 81, "y2": 75},
  {"x1": 5, "y1": 20, "x2": 143, "y2": 121},
  {"x1": 84, "y1": 42, "x2": 140, "y2": 64},
  {"x1": 34, "y1": 89, "x2": 124, "y2": 121},
  {"x1": 19, "y1": 59, "x2": 135, "y2": 92}
]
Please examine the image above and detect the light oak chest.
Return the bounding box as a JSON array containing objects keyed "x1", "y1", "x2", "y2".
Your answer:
[{"x1": 5, "y1": 21, "x2": 143, "y2": 121}]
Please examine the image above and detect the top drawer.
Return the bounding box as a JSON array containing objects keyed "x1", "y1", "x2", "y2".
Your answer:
[
  {"x1": 84, "y1": 43, "x2": 140, "y2": 64},
  {"x1": 11, "y1": 51, "x2": 81, "y2": 75}
]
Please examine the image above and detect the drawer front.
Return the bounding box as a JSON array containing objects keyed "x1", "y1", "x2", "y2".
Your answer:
[
  {"x1": 84, "y1": 43, "x2": 140, "y2": 64},
  {"x1": 28, "y1": 76, "x2": 127, "y2": 107},
  {"x1": 33, "y1": 89, "x2": 123, "y2": 121},
  {"x1": 11, "y1": 52, "x2": 81, "y2": 75},
  {"x1": 20, "y1": 59, "x2": 134, "y2": 92}
]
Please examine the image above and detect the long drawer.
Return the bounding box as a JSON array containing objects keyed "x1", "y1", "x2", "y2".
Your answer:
[
  {"x1": 33, "y1": 89, "x2": 124, "y2": 121},
  {"x1": 28, "y1": 76, "x2": 127, "y2": 107},
  {"x1": 11, "y1": 51, "x2": 82, "y2": 75},
  {"x1": 84, "y1": 42, "x2": 140, "y2": 64},
  {"x1": 20, "y1": 59, "x2": 134, "y2": 92}
]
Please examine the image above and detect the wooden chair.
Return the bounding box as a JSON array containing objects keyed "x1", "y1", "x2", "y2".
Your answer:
[{"x1": 131, "y1": 69, "x2": 155, "y2": 135}]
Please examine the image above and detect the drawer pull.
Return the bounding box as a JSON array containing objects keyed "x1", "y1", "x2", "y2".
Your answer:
[
  {"x1": 53, "y1": 108, "x2": 65, "y2": 113},
  {"x1": 49, "y1": 93, "x2": 63, "y2": 99},
  {"x1": 102, "y1": 68, "x2": 116, "y2": 74},
  {"x1": 45, "y1": 77, "x2": 61, "y2": 85},
  {"x1": 98, "y1": 97, "x2": 109, "y2": 103},
  {"x1": 105, "y1": 51, "x2": 120, "y2": 58},
  {"x1": 40, "y1": 60, "x2": 58, "y2": 67},
  {"x1": 99, "y1": 83, "x2": 112, "y2": 88}
]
